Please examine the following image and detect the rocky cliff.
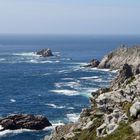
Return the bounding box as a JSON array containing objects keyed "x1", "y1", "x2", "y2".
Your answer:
[
  {"x1": 44, "y1": 46, "x2": 140, "y2": 140},
  {"x1": 98, "y1": 45, "x2": 140, "y2": 70}
]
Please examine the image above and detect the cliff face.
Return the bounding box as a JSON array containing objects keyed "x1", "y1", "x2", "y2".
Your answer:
[
  {"x1": 45, "y1": 46, "x2": 140, "y2": 140},
  {"x1": 98, "y1": 45, "x2": 140, "y2": 70}
]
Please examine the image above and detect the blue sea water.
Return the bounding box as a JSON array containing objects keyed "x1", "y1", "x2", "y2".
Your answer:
[{"x1": 0, "y1": 35, "x2": 140, "y2": 140}]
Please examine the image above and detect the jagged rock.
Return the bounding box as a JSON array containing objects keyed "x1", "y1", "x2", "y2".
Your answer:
[
  {"x1": 98, "y1": 46, "x2": 140, "y2": 70},
  {"x1": 0, "y1": 114, "x2": 52, "y2": 130},
  {"x1": 134, "y1": 64, "x2": 140, "y2": 75},
  {"x1": 80, "y1": 108, "x2": 92, "y2": 118},
  {"x1": 111, "y1": 63, "x2": 133, "y2": 89},
  {"x1": 37, "y1": 48, "x2": 53, "y2": 57},
  {"x1": 131, "y1": 121, "x2": 140, "y2": 134},
  {"x1": 84, "y1": 59, "x2": 100, "y2": 68},
  {"x1": 130, "y1": 102, "x2": 140, "y2": 118},
  {"x1": 44, "y1": 46, "x2": 140, "y2": 140}
]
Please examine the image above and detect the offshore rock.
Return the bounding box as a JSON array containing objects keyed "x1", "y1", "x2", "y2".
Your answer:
[
  {"x1": 84, "y1": 59, "x2": 100, "y2": 68},
  {"x1": 0, "y1": 114, "x2": 52, "y2": 130},
  {"x1": 37, "y1": 48, "x2": 53, "y2": 57}
]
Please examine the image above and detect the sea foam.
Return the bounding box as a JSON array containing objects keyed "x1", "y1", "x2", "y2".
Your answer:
[
  {"x1": 50, "y1": 90, "x2": 79, "y2": 96},
  {"x1": 66, "y1": 113, "x2": 80, "y2": 123}
]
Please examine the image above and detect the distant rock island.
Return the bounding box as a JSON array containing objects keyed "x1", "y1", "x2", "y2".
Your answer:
[
  {"x1": 45, "y1": 45, "x2": 140, "y2": 140},
  {"x1": 37, "y1": 48, "x2": 53, "y2": 57},
  {"x1": 0, "y1": 114, "x2": 52, "y2": 131}
]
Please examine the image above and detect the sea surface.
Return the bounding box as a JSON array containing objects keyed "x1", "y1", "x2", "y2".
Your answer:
[{"x1": 0, "y1": 35, "x2": 140, "y2": 140}]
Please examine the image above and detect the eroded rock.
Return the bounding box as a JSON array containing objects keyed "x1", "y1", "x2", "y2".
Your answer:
[
  {"x1": 0, "y1": 114, "x2": 52, "y2": 130},
  {"x1": 37, "y1": 48, "x2": 53, "y2": 57}
]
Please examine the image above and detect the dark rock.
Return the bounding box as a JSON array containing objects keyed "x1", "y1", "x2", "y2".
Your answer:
[
  {"x1": 83, "y1": 59, "x2": 100, "y2": 68},
  {"x1": 37, "y1": 48, "x2": 53, "y2": 57},
  {"x1": 80, "y1": 108, "x2": 92, "y2": 118},
  {"x1": 90, "y1": 59, "x2": 100, "y2": 67},
  {"x1": 133, "y1": 64, "x2": 140, "y2": 75},
  {"x1": 111, "y1": 63, "x2": 133, "y2": 89},
  {"x1": 0, "y1": 114, "x2": 52, "y2": 130}
]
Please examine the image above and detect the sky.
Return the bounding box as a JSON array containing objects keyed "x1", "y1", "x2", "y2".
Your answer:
[{"x1": 0, "y1": 0, "x2": 140, "y2": 35}]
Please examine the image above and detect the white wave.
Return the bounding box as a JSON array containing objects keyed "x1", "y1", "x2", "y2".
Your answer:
[
  {"x1": 58, "y1": 70, "x2": 69, "y2": 73},
  {"x1": 50, "y1": 90, "x2": 79, "y2": 96},
  {"x1": 10, "y1": 99, "x2": 16, "y2": 103},
  {"x1": 66, "y1": 113, "x2": 80, "y2": 123},
  {"x1": 52, "y1": 121, "x2": 65, "y2": 127},
  {"x1": 94, "y1": 78, "x2": 103, "y2": 82},
  {"x1": 28, "y1": 59, "x2": 39, "y2": 63},
  {"x1": 0, "y1": 129, "x2": 34, "y2": 137},
  {"x1": 79, "y1": 76, "x2": 99, "y2": 80},
  {"x1": 0, "y1": 125, "x2": 4, "y2": 131},
  {"x1": 54, "y1": 81, "x2": 80, "y2": 88},
  {"x1": 25, "y1": 60, "x2": 55, "y2": 64},
  {"x1": 111, "y1": 69, "x2": 119, "y2": 73},
  {"x1": 13, "y1": 52, "x2": 39, "y2": 57},
  {"x1": 46, "y1": 104, "x2": 65, "y2": 109},
  {"x1": 40, "y1": 60, "x2": 54, "y2": 64},
  {"x1": 0, "y1": 58, "x2": 5, "y2": 61},
  {"x1": 43, "y1": 121, "x2": 64, "y2": 131},
  {"x1": 42, "y1": 73, "x2": 51, "y2": 76},
  {"x1": 79, "y1": 88, "x2": 98, "y2": 97},
  {"x1": 90, "y1": 68, "x2": 118, "y2": 73},
  {"x1": 61, "y1": 78, "x2": 74, "y2": 80},
  {"x1": 67, "y1": 107, "x2": 75, "y2": 110}
]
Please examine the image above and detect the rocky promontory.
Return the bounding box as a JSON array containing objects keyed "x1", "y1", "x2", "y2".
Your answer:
[
  {"x1": 0, "y1": 114, "x2": 52, "y2": 131},
  {"x1": 98, "y1": 45, "x2": 140, "y2": 70},
  {"x1": 37, "y1": 48, "x2": 53, "y2": 57},
  {"x1": 45, "y1": 46, "x2": 140, "y2": 140}
]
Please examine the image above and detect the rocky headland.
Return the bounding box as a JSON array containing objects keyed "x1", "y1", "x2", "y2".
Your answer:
[
  {"x1": 0, "y1": 114, "x2": 52, "y2": 131},
  {"x1": 45, "y1": 45, "x2": 140, "y2": 140}
]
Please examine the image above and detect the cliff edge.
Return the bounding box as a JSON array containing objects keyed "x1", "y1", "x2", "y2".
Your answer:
[
  {"x1": 98, "y1": 45, "x2": 140, "y2": 70},
  {"x1": 44, "y1": 46, "x2": 140, "y2": 140}
]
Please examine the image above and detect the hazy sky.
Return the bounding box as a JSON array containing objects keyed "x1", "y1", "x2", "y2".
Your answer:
[{"x1": 0, "y1": 0, "x2": 140, "y2": 35}]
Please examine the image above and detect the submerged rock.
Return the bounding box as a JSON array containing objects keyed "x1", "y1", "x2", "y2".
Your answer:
[
  {"x1": 0, "y1": 114, "x2": 52, "y2": 130},
  {"x1": 37, "y1": 48, "x2": 53, "y2": 57}
]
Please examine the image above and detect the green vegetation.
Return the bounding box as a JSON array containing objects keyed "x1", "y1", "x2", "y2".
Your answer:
[{"x1": 68, "y1": 122, "x2": 136, "y2": 140}]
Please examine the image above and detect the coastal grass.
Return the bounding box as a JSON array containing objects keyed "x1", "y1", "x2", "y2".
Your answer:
[{"x1": 69, "y1": 122, "x2": 135, "y2": 140}]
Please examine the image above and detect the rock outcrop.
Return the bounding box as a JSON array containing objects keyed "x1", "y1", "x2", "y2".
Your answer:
[
  {"x1": 44, "y1": 46, "x2": 140, "y2": 140},
  {"x1": 98, "y1": 45, "x2": 140, "y2": 70},
  {"x1": 83, "y1": 59, "x2": 100, "y2": 68},
  {"x1": 0, "y1": 114, "x2": 52, "y2": 131},
  {"x1": 37, "y1": 48, "x2": 53, "y2": 57}
]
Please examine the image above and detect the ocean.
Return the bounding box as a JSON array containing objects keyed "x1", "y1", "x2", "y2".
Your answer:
[{"x1": 0, "y1": 35, "x2": 139, "y2": 140}]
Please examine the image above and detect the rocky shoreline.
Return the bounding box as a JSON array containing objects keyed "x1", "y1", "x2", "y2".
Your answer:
[
  {"x1": 0, "y1": 114, "x2": 52, "y2": 131},
  {"x1": 44, "y1": 45, "x2": 140, "y2": 140}
]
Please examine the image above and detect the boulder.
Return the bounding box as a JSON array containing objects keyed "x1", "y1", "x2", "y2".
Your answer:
[
  {"x1": 130, "y1": 102, "x2": 140, "y2": 118},
  {"x1": 37, "y1": 48, "x2": 53, "y2": 57},
  {"x1": 131, "y1": 121, "x2": 140, "y2": 134},
  {"x1": 0, "y1": 114, "x2": 52, "y2": 130}
]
